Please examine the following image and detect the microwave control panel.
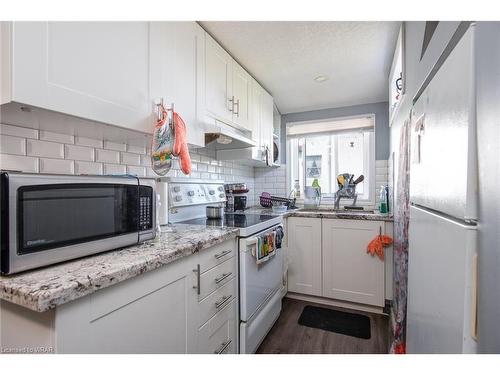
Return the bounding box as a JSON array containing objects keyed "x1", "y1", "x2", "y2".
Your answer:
[{"x1": 139, "y1": 186, "x2": 153, "y2": 231}]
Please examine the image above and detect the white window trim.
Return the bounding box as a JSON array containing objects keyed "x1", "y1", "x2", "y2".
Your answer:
[{"x1": 286, "y1": 114, "x2": 377, "y2": 208}]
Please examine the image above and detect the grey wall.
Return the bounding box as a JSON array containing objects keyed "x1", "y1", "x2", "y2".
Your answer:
[{"x1": 281, "y1": 101, "x2": 390, "y2": 161}]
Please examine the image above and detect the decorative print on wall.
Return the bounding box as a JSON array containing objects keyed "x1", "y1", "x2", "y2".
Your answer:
[{"x1": 390, "y1": 119, "x2": 410, "y2": 354}]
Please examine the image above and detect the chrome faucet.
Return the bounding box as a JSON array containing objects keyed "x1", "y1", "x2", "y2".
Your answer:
[
  {"x1": 334, "y1": 186, "x2": 358, "y2": 209},
  {"x1": 334, "y1": 173, "x2": 361, "y2": 209}
]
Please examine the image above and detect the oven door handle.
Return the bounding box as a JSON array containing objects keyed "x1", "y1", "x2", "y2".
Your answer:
[{"x1": 243, "y1": 237, "x2": 259, "y2": 257}]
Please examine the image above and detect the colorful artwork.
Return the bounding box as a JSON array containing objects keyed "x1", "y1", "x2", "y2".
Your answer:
[{"x1": 390, "y1": 119, "x2": 410, "y2": 354}]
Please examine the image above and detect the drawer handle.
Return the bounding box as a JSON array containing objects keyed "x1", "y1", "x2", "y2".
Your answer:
[
  {"x1": 193, "y1": 264, "x2": 201, "y2": 295},
  {"x1": 215, "y1": 272, "x2": 233, "y2": 285},
  {"x1": 214, "y1": 339, "x2": 232, "y2": 354},
  {"x1": 214, "y1": 249, "x2": 232, "y2": 259},
  {"x1": 215, "y1": 295, "x2": 232, "y2": 309}
]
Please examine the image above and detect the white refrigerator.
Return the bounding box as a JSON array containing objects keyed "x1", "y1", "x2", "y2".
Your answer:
[{"x1": 407, "y1": 24, "x2": 478, "y2": 353}]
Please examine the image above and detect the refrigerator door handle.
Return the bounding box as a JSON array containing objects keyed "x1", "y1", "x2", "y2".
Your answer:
[{"x1": 471, "y1": 253, "x2": 478, "y2": 341}]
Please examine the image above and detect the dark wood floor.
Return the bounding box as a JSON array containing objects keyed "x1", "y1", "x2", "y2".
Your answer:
[{"x1": 256, "y1": 297, "x2": 389, "y2": 354}]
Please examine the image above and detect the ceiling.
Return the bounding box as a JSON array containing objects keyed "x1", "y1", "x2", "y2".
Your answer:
[{"x1": 200, "y1": 21, "x2": 400, "y2": 114}]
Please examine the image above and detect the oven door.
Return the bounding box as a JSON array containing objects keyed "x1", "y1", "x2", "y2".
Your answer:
[
  {"x1": 239, "y1": 224, "x2": 284, "y2": 322},
  {"x1": 1, "y1": 173, "x2": 140, "y2": 274}
]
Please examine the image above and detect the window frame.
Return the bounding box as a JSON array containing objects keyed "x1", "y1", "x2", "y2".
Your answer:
[{"x1": 286, "y1": 114, "x2": 376, "y2": 207}]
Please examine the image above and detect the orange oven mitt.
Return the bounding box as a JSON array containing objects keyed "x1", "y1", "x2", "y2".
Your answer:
[{"x1": 367, "y1": 234, "x2": 393, "y2": 260}]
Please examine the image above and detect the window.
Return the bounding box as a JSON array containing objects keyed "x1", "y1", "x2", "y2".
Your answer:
[{"x1": 287, "y1": 115, "x2": 375, "y2": 203}]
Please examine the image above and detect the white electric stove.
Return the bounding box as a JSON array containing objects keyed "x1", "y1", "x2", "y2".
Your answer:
[{"x1": 158, "y1": 178, "x2": 284, "y2": 353}]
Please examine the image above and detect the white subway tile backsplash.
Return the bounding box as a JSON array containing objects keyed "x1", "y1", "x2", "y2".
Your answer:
[
  {"x1": 0, "y1": 124, "x2": 39, "y2": 139},
  {"x1": 1, "y1": 135, "x2": 26, "y2": 155},
  {"x1": 74, "y1": 161, "x2": 103, "y2": 175},
  {"x1": 127, "y1": 144, "x2": 146, "y2": 154},
  {"x1": 127, "y1": 166, "x2": 146, "y2": 177},
  {"x1": 39, "y1": 130, "x2": 74, "y2": 144},
  {"x1": 40, "y1": 158, "x2": 74, "y2": 174},
  {"x1": 27, "y1": 139, "x2": 64, "y2": 159},
  {"x1": 121, "y1": 152, "x2": 141, "y2": 166},
  {"x1": 75, "y1": 136, "x2": 103, "y2": 148},
  {"x1": 104, "y1": 141, "x2": 126, "y2": 152},
  {"x1": 197, "y1": 163, "x2": 208, "y2": 172},
  {"x1": 0, "y1": 154, "x2": 39, "y2": 172},
  {"x1": 0, "y1": 124, "x2": 257, "y2": 207},
  {"x1": 140, "y1": 154, "x2": 151, "y2": 167},
  {"x1": 104, "y1": 164, "x2": 126, "y2": 175},
  {"x1": 65, "y1": 144, "x2": 94, "y2": 161},
  {"x1": 96, "y1": 149, "x2": 120, "y2": 164}
]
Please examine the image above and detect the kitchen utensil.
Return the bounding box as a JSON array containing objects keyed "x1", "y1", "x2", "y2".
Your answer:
[
  {"x1": 337, "y1": 175, "x2": 345, "y2": 186},
  {"x1": 224, "y1": 183, "x2": 248, "y2": 193},
  {"x1": 206, "y1": 206, "x2": 224, "y2": 219},
  {"x1": 353, "y1": 175, "x2": 365, "y2": 185}
]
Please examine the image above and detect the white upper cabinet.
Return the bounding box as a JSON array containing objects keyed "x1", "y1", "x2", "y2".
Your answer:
[
  {"x1": 150, "y1": 22, "x2": 205, "y2": 147},
  {"x1": 7, "y1": 22, "x2": 154, "y2": 133},
  {"x1": 249, "y1": 78, "x2": 263, "y2": 161},
  {"x1": 260, "y1": 88, "x2": 274, "y2": 162},
  {"x1": 204, "y1": 33, "x2": 234, "y2": 124},
  {"x1": 231, "y1": 63, "x2": 252, "y2": 131},
  {"x1": 203, "y1": 31, "x2": 255, "y2": 133}
]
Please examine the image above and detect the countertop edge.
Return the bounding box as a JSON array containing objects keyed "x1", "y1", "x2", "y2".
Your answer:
[{"x1": 0, "y1": 228, "x2": 239, "y2": 313}]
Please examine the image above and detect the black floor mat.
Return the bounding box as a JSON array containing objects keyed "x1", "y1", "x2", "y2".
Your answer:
[{"x1": 298, "y1": 305, "x2": 371, "y2": 339}]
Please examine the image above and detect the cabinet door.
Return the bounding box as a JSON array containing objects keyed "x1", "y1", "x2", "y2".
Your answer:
[
  {"x1": 322, "y1": 219, "x2": 385, "y2": 307},
  {"x1": 260, "y1": 89, "x2": 274, "y2": 161},
  {"x1": 287, "y1": 217, "x2": 322, "y2": 296},
  {"x1": 249, "y1": 78, "x2": 263, "y2": 161},
  {"x1": 205, "y1": 33, "x2": 233, "y2": 124},
  {"x1": 150, "y1": 22, "x2": 205, "y2": 147},
  {"x1": 55, "y1": 255, "x2": 197, "y2": 353},
  {"x1": 11, "y1": 22, "x2": 153, "y2": 133},
  {"x1": 232, "y1": 63, "x2": 252, "y2": 131}
]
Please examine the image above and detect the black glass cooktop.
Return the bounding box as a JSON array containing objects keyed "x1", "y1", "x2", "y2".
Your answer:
[{"x1": 179, "y1": 213, "x2": 276, "y2": 228}]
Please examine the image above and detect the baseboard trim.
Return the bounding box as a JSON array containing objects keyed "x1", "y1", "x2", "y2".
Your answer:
[{"x1": 286, "y1": 292, "x2": 386, "y2": 315}]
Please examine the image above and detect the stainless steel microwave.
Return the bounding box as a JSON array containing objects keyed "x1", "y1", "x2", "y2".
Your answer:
[{"x1": 0, "y1": 172, "x2": 156, "y2": 275}]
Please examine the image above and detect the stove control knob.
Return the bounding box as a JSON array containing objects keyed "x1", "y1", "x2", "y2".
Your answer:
[
  {"x1": 173, "y1": 186, "x2": 181, "y2": 193},
  {"x1": 219, "y1": 193, "x2": 225, "y2": 199},
  {"x1": 187, "y1": 190, "x2": 195, "y2": 197},
  {"x1": 174, "y1": 195, "x2": 182, "y2": 202},
  {"x1": 218, "y1": 186, "x2": 224, "y2": 191},
  {"x1": 209, "y1": 190, "x2": 215, "y2": 195}
]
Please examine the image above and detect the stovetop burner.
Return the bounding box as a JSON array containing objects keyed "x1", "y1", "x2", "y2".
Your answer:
[{"x1": 179, "y1": 213, "x2": 276, "y2": 228}]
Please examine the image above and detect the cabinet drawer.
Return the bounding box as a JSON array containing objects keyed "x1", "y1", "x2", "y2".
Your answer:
[
  {"x1": 198, "y1": 298, "x2": 237, "y2": 354},
  {"x1": 199, "y1": 256, "x2": 235, "y2": 300},
  {"x1": 198, "y1": 277, "x2": 236, "y2": 327},
  {"x1": 198, "y1": 240, "x2": 236, "y2": 273}
]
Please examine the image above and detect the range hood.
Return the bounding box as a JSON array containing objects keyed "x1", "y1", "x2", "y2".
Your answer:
[{"x1": 204, "y1": 119, "x2": 256, "y2": 150}]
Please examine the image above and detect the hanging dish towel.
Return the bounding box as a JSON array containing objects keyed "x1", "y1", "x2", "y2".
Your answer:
[
  {"x1": 252, "y1": 229, "x2": 278, "y2": 265},
  {"x1": 172, "y1": 112, "x2": 192, "y2": 175},
  {"x1": 275, "y1": 226, "x2": 284, "y2": 249},
  {"x1": 151, "y1": 105, "x2": 174, "y2": 176},
  {"x1": 367, "y1": 234, "x2": 393, "y2": 260}
]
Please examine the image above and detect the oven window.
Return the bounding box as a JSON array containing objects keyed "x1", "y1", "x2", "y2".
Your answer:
[{"x1": 17, "y1": 184, "x2": 138, "y2": 254}]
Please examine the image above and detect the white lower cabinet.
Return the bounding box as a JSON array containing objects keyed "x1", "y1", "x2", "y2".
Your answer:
[
  {"x1": 322, "y1": 219, "x2": 385, "y2": 307},
  {"x1": 287, "y1": 217, "x2": 387, "y2": 308},
  {"x1": 287, "y1": 217, "x2": 322, "y2": 296},
  {"x1": 0, "y1": 239, "x2": 238, "y2": 353}
]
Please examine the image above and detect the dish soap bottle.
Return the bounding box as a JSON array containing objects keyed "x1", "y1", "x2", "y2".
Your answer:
[{"x1": 379, "y1": 185, "x2": 388, "y2": 214}]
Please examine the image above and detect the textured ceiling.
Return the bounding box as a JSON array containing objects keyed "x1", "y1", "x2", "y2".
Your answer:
[{"x1": 200, "y1": 21, "x2": 400, "y2": 114}]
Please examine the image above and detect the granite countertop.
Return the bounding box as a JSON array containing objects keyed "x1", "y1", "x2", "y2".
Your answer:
[
  {"x1": 243, "y1": 206, "x2": 393, "y2": 222},
  {"x1": 0, "y1": 224, "x2": 239, "y2": 312}
]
